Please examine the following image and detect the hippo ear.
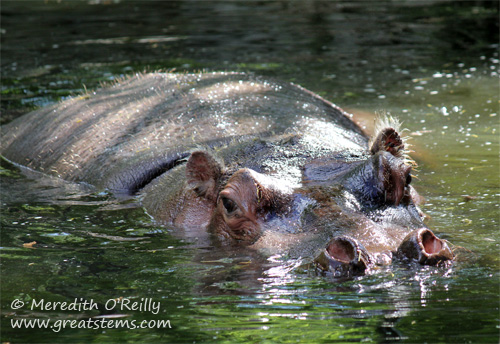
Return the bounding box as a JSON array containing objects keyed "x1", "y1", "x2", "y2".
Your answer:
[
  {"x1": 377, "y1": 152, "x2": 412, "y2": 206},
  {"x1": 186, "y1": 151, "x2": 223, "y2": 202},
  {"x1": 370, "y1": 127, "x2": 405, "y2": 158}
]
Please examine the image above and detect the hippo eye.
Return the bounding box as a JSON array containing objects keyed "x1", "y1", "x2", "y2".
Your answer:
[
  {"x1": 221, "y1": 196, "x2": 238, "y2": 214},
  {"x1": 406, "y1": 174, "x2": 412, "y2": 186}
]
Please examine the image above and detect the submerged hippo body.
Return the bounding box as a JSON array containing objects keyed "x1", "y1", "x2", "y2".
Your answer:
[{"x1": 0, "y1": 72, "x2": 453, "y2": 276}]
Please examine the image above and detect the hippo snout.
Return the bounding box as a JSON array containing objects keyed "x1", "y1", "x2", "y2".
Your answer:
[
  {"x1": 315, "y1": 228, "x2": 454, "y2": 278},
  {"x1": 396, "y1": 228, "x2": 454, "y2": 265}
]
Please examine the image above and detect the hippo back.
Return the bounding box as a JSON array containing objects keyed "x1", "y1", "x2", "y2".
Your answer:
[{"x1": 0, "y1": 72, "x2": 367, "y2": 191}]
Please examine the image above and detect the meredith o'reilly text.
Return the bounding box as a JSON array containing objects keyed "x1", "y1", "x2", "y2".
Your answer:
[{"x1": 30, "y1": 298, "x2": 161, "y2": 315}]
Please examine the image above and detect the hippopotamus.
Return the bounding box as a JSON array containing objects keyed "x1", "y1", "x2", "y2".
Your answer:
[{"x1": 0, "y1": 72, "x2": 454, "y2": 277}]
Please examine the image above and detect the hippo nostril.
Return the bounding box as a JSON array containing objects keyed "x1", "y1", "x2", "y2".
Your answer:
[
  {"x1": 315, "y1": 236, "x2": 372, "y2": 277},
  {"x1": 327, "y1": 240, "x2": 355, "y2": 263},
  {"x1": 397, "y1": 228, "x2": 454, "y2": 265},
  {"x1": 421, "y1": 230, "x2": 443, "y2": 254}
]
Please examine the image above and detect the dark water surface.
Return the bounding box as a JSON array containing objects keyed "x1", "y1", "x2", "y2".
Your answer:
[{"x1": 1, "y1": 1, "x2": 499, "y2": 343}]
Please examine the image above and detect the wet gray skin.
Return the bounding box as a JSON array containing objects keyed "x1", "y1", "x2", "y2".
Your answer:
[{"x1": 0, "y1": 72, "x2": 454, "y2": 277}]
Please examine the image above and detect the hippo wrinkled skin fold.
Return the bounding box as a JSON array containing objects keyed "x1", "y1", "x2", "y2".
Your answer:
[{"x1": 0, "y1": 72, "x2": 454, "y2": 277}]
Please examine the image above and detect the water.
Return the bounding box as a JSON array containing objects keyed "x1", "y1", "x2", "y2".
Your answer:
[{"x1": 1, "y1": 1, "x2": 498, "y2": 343}]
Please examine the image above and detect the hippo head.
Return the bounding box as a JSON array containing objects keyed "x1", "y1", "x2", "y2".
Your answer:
[
  {"x1": 186, "y1": 151, "x2": 293, "y2": 243},
  {"x1": 181, "y1": 123, "x2": 454, "y2": 272}
]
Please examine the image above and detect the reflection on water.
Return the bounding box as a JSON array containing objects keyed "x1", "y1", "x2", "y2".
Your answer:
[{"x1": 1, "y1": 1, "x2": 498, "y2": 343}]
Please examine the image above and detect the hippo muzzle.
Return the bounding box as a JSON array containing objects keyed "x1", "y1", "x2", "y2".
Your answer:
[{"x1": 315, "y1": 228, "x2": 454, "y2": 277}]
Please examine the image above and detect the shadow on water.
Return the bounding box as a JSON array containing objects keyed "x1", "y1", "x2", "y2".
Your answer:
[{"x1": 1, "y1": 1, "x2": 499, "y2": 343}]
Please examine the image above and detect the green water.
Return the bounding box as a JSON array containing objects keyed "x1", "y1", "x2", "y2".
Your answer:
[{"x1": 1, "y1": 1, "x2": 498, "y2": 343}]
